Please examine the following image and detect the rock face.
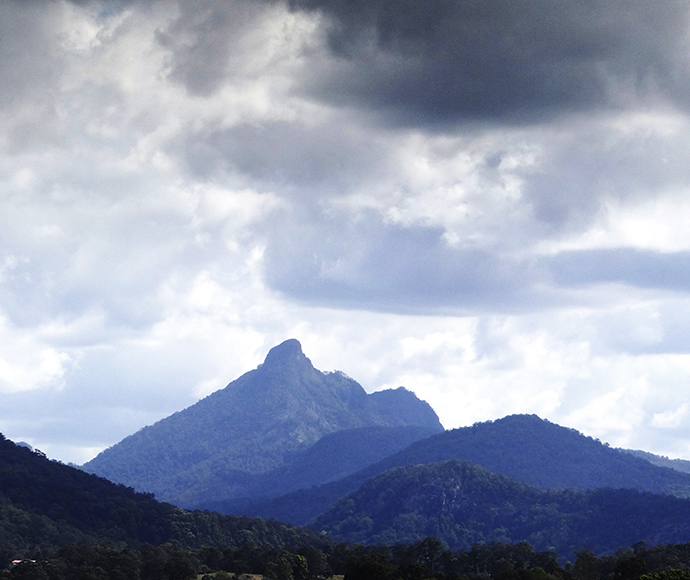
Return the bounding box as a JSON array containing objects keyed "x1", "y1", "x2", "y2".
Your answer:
[{"x1": 83, "y1": 339, "x2": 443, "y2": 505}]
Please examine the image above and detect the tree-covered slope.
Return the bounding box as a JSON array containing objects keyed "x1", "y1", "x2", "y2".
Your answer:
[
  {"x1": 375, "y1": 415, "x2": 690, "y2": 495},
  {"x1": 230, "y1": 414, "x2": 690, "y2": 525},
  {"x1": 83, "y1": 339, "x2": 443, "y2": 505},
  {"x1": 0, "y1": 433, "x2": 327, "y2": 555},
  {"x1": 622, "y1": 448, "x2": 690, "y2": 475},
  {"x1": 310, "y1": 459, "x2": 690, "y2": 558},
  {"x1": 191, "y1": 424, "x2": 439, "y2": 510}
]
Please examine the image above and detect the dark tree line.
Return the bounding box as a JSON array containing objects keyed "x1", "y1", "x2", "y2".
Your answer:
[{"x1": 6, "y1": 538, "x2": 690, "y2": 580}]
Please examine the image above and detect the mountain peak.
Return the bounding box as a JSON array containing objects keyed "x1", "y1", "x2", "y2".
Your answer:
[
  {"x1": 262, "y1": 338, "x2": 311, "y2": 369},
  {"x1": 83, "y1": 338, "x2": 443, "y2": 505}
]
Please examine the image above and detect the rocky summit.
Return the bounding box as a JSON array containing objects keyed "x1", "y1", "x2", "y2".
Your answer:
[{"x1": 83, "y1": 339, "x2": 443, "y2": 506}]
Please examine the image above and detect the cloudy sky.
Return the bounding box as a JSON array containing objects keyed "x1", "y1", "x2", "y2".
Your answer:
[{"x1": 3, "y1": 0, "x2": 690, "y2": 465}]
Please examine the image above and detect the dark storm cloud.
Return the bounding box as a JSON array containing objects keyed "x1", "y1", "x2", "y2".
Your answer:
[
  {"x1": 288, "y1": 0, "x2": 690, "y2": 125},
  {"x1": 151, "y1": 0, "x2": 690, "y2": 319}
]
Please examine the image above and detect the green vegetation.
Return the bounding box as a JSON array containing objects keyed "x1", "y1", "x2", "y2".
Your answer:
[
  {"x1": 309, "y1": 460, "x2": 690, "y2": 559},
  {"x1": 348, "y1": 415, "x2": 690, "y2": 497},
  {"x1": 196, "y1": 425, "x2": 440, "y2": 513},
  {"x1": 7, "y1": 538, "x2": 690, "y2": 580},
  {"x1": 10, "y1": 422, "x2": 690, "y2": 567},
  {"x1": 7, "y1": 425, "x2": 690, "y2": 580},
  {"x1": 622, "y1": 450, "x2": 690, "y2": 476},
  {"x1": 219, "y1": 415, "x2": 690, "y2": 526},
  {"x1": 0, "y1": 434, "x2": 326, "y2": 554}
]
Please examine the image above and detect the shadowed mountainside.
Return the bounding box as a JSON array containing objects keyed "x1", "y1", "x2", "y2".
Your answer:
[
  {"x1": 622, "y1": 448, "x2": 690, "y2": 475},
  {"x1": 7, "y1": 427, "x2": 690, "y2": 562},
  {"x1": 219, "y1": 414, "x2": 690, "y2": 525},
  {"x1": 186, "y1": 424, "x2": 440, "y2": 510}
]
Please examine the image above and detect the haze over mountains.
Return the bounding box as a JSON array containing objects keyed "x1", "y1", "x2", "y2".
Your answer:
[{"x1": 78, "y1": 339, "x2": 690, "y2": 556}]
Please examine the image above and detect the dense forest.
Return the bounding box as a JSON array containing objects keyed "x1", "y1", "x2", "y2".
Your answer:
[
  {"x1": 212, "y1": 415, "x2": 690, "y2": 526},
  {"x1": 7, "y1": 537, "x2": 690, "y2": 580},
  {"x1": 8, "y1": 430, "x2": 690, "y2": 580},
  {"x1": 0, "y1": 434, "x2": 325, "y2": 554},
  {"x1": 309, "y1": 460, "x2": 690, "y2": 558}
]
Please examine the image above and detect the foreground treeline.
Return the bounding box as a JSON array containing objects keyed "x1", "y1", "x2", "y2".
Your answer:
[{"x1": 6, "y1": 538, "x2": 690, "y2": 580}]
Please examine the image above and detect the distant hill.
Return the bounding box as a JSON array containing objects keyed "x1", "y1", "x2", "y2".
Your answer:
[
  {"x1": 0, "y1": 433, "x2": 325, "y2": 555},
  {"x1": 365, "y1": 414, "x2": 690, "y2": 494},
  {"x1": 310, "y1": 459, "x2": 690, "y2": 559},
  {"x1": 83, "y1": 339, "x2": 443, "y2": 505},
  {"x1": 224, "y1": 414, "x2": 690, "y2": 524},
  {"x1": 622, "y1": 448, "x2": 690, "y2": 475}
]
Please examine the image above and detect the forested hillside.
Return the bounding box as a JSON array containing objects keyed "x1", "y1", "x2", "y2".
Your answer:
[
  {"x1": 226, "y1": 414, "x2": 690, "y2": 525},
  {"x1": 10, "y1": 416, "x2": 690, "y2": 578},
  {"x1": 83, "y1": 339, "x2": 442, "y2": 506},
  {"x1": 10, "y1": 431, "x2": 690, "y2": 579},
  {"x1": 623, "y1": 448, "x2": 690, "y2": 475},
  {"x1": 0, "y1": 433, "x2": 325, "y2": 555},
  {"x1": 310, "y1": 459, "x2": 690, "y2": 559},
  {"x1": 359, "y1": 415, "x2": 690, "y2": 495},
  {"x1": 12, "y1": 534, "x2": 690, "y2": 580},
  {"x1": 188, "y1": 424, "x2": 439, "y2": 511}
]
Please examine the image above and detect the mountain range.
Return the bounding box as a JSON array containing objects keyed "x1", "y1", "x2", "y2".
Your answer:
[
  {"x1": 68, "y1": 339, "x2": 690, "y2": 556},
  {"x1": 215, "y1": 413, "x2": 690, "y2": 527},
  {"x1": 5, "y1": 426, "x2": 690, "y2": 563}
]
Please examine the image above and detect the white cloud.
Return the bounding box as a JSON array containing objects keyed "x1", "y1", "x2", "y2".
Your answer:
[
  {"x1": 3, "y1": 0, "x2": 690, "y2": 467},
  {"x1": 0, "y1": 314, "x2": 71, "y2": 394},
  {"x1": 652, "y1": 404, "x2": 689, "y2": 429}
]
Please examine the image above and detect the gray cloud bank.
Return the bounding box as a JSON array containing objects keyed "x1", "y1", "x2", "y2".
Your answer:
[
  {"x1": 1, "y1": 0, "x2": 690, "y2": 463},
  {"x1": 155, "y1": 0, "x2": 690, "y2": 313},
  {"x1": 286, "y1": 0, "x2": 690, "y2": 125}
]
